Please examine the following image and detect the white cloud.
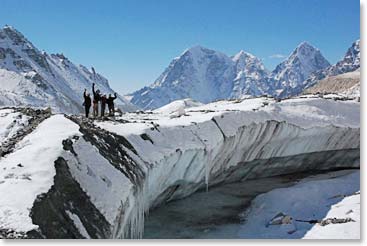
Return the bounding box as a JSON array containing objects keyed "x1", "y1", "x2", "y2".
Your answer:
[{"x1": 269, "y1": 54, "x2": 287, "y2": 59}]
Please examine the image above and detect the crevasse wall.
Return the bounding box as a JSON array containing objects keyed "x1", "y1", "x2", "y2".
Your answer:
[
  {"x1": 26, "y1": 98, "x2": 360, "y2": 239},
  {"x1": 101, "y1": 114, "x2": 359, "y2": 238}
]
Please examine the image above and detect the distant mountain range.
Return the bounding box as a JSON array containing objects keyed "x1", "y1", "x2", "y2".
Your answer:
[
  {"x1": 0, "y1": 25, "x2": 137, "y2": 113},
  {"x1": 0, "y1": 26, "x2": 360, "y2": 112},
  {"x1": 128, "y1": 40, "x2": 360, "y2": 110}
]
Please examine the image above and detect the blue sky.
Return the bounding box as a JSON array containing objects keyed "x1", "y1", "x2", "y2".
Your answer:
[{"x1": 1, "y1": 0, "x2": 360, "y2": 94}]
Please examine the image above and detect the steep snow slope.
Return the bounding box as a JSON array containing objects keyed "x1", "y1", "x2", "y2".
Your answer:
[
  {"x1": 129, "y1": 46, "x2": 238, "y2": 109},
  {"x1": 128, "y1": 47, "x2": 273, "y2": 110},
  {"x1": 230, "y1": 51, "x2": 271, "y2": 98},
  {"x1": 0, "y1": 26, "x2": 136, "y2": 113},
  {"x1": 0, "y1": 97, "x2": 360, "y2": 239},
  {"x1": 270, "y1": 42, "x2": 330, "y2": 97}
]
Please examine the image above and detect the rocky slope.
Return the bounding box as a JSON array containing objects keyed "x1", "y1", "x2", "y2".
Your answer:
[
  {"x1": 304, "y1": 69, "x2": 360, "y2": 97},
  {"x1": 0, "y1": 96, "x2": 360, "y2": 239},
  {"x1": 0, "y1": 25, "x2": 137, "y2": 113}
]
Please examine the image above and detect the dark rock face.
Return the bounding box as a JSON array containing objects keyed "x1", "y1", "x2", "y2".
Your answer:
[{"x1": 28, "y1": 157, "x2": 111, "y2": 239}]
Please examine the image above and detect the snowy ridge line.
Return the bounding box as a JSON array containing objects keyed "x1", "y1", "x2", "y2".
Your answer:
[
  {"x1": 0, "y1": 107, "x2": 52, "y2": 157},
  {"x1": 0, "y1": 115, "x2": 80, "y2": 234}
]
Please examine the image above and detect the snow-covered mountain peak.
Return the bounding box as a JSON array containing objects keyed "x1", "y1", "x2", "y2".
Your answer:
[
  {"x1": 232, "y1": 50, "x2": 265, "y2": 71},
  {"x1": 289, "y1": 41, "x2": 325, "y2": 63},
  {"x1": 232, "y1": 51, "x2": 264, "y2": 71},
  {"x1": 304, "y1": 39, "x2": 360, "y2": 89},
  {"x1": 296, "y1": 41, "x2": 314, "y2": 50},
  {"x1": 128, "y1": 40, "x2": 359, "y2": 109},
  {"x1": 180, "y1": 45, "x2": 230, "y2": 64},
  {"x1": 270, "y1": 41, "x2": 330, "y2": 97},
  {"x1": 0, "y1": 26, "x2": 137, "y2": 113},
  {"x1": 232, "y1": 50, "x2": 256, "y2": 61},
  {"x1": 344, "y1": 39, "x2": 360, "y2": 67},
  {"x1": 0, "y1": 25, "x2": 34, "y2": 49}
]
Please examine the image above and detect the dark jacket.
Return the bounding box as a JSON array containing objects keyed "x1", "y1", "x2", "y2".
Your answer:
[
  {"x1": 101, "y1": 95, "x2": 107, "y2": 105},
  {"x1": 107, "y1": 95, "x2": 117, "y2": 107},
  {"x1": 83, "y1": 91, "x2": 91, "y2": 107},
  {"x1": 92, "y1": 84, "x2": 101, "y2": 103}
]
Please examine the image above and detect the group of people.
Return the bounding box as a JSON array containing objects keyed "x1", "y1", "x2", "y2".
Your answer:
[{"x1": 83, "y1": 83, "x2": 117, "y2": 118}]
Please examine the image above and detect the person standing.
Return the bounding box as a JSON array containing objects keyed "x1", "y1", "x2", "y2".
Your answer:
[
  {"x1": 92, "y1": 83, "x2": 101, "y2": 117},
  {"x1": 101, "y1": 94, "x2": 107, "y2": 117},
  {"x1": 83, "y1": 89, "x2": 92, "y2": 118},
  {"x1": 107, "y1": 93, "x2": 117, "y2": 116}
]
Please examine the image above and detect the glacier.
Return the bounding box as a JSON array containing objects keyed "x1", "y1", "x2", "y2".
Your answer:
[{"x1": 0, "y1": 96, "x2": 360, "y2": 239}]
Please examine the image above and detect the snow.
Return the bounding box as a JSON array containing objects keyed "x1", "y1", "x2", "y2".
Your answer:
[
  {"x1": 154, "y1": 98, "x2": 203, "y2": 114},
  {"x1": 128, "y1": 45, "x2": 270, "y2": 109},
  {"x1": 271, "y1": 42, "x2": 330, "y2": 96},
  {"x1": 0, "y1": 26, "x2": 137, "y2": 113},
  {"x1": 95, "y1": 96, "x2": 359, "y2": 238},
  {"x1": 237, "y1": 170, "x2": 360, "y2": 239},
  {"x1": 0, "y1": 96, "x2": 360, "y2": 238},
  {"x1": 61, "y1": 138, "x2": 134, "y2": 226},
  {"x1": 0, "y1": 115, "x2": 80, "y2": 232},
  {"x1": 0, "y1": 108, "x2": 29, "y2": 144},
  {"x1": 99, "y1": 97, "x2": 359, "y2": 138},
  {"x1": 66, "y1": 210, "x2": 91, "y2": 239},
  {"x1": 306, "y1": 40, "x2": 360, "y2": 88},
  {"x1": 303, "y1": 192, "x2": 360, "y2": 239},
  {"x1": 263, "y1": 97, "x2": 360, "y2": 128},
  {"x1": 129, "y1": 41, "x2": 335, "y2": 109}
]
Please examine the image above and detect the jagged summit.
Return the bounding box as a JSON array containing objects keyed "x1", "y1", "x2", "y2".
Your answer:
[
  {"x1": 232, "y1": 50, "x2": 257, "y2": 62},
  {"x1": 1, "y1": 25, "x2": 31, "y2": 45},
  {"x1": 290, "y1": 41, "x2": 325, "y2": 61},
  {"x1": 270, "y1": 41, "x2": 330, "y2": 97},
  {"x1": 296, "y1": 41, "x2": 314, "y2": 49}
]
